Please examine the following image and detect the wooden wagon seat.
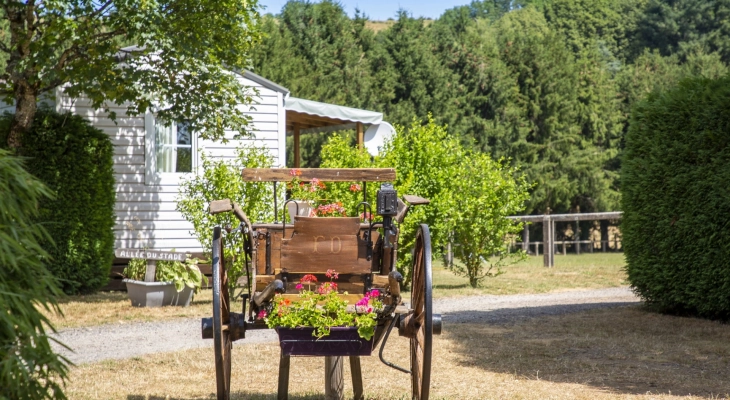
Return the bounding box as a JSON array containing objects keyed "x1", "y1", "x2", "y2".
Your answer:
[{"x1": 280, "y1": 217, "x2": 371, "y2": 274}]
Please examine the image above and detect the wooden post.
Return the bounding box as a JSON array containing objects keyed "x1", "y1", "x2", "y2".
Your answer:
[
  {"x1": 575, "y1": 220, "x2": 580, "y2": 255},
  {"x1": 551, "y1": 220, "x2": 556, "y2": 265},
  {"x1": 534, "y1": 242, "x2": 539, "y2": 256},
  {"x1": 542, "y1": 215, "x2": 553, "y2": 267},
  {"x1": 349, "y1": 356, "x2": 364, "y2": 400},
  {"x1": 278, "y1": 352, "x2": 290, "y2": 400},
  {"x1": 522, "y1": 223, "x2": 530, "y2": 253},
  {"x1": 294, "y1": 124, "x2": 301, "y2": 168},
  {"x1": 356, "y1": 122, "x2": 364, "y2": 150},
  {"x1": 600, "y1": 220, "x2": 608, "y2": 252},
  {"x1": 325, "y1": 356, "x2": 344, "y2": 400},
  {"x1": 144, "y1": 260, "x2": 156, "y2": 282}
]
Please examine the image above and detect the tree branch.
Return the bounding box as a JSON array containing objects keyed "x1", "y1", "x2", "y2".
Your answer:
[
  {"x1": 88, "y1": 0, "x2": 114, "y2": 20},
  {"x1": 53, "y1": 28, "x2": 126, "y2": 72}
]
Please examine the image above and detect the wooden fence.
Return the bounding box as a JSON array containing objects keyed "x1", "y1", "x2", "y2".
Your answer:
[{"x1": 508, "y1": 212, "x2": 623, "y2": 267}]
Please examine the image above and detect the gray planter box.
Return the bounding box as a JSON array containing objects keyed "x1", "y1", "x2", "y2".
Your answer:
[{"x1": 123, "y1": 279, "x2": 194, "y2": 307}]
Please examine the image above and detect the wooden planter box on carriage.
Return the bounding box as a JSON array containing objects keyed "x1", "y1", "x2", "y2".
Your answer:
[
  {"x1": 115, "y1": 249, "x2": 194, "y2": 307},
  {"x1": 199, "y1": 168, "x2": 443, "y2": 400}
]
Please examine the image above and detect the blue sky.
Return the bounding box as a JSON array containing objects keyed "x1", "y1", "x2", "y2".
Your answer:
[{"x1": 259, "y1": 0, "x2": 474, "y2": 21}]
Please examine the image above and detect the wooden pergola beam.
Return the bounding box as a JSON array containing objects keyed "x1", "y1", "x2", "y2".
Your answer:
[{"x1": 241, "y1": 168, "x2": 396, "y2": 182}]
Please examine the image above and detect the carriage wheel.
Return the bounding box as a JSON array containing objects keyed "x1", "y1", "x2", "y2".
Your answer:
[
  {"x1": 410, "y1": 224, "x2": 433, "y2": 400},
  {"x1": 212, "y1": 226, "x2": 232, "y2": 400}
]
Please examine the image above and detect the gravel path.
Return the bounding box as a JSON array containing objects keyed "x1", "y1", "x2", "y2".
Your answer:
[{"x1": 51, "y1": 287, "x2": 640, "y2": 365}]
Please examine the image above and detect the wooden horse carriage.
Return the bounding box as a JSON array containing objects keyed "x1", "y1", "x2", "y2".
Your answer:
[{"x1": 201, "y1": 168, "x2": 442, "y2": 399}]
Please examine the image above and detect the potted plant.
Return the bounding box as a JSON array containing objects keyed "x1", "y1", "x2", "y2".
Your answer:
[
  {"x1": 262, "y1": 269, "x2": 383, "y2": 356},
  {"x1": 122, "y1": 256, "x2": 207, "y2": 307}
]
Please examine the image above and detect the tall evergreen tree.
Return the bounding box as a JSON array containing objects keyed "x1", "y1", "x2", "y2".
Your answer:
[{"x1": 631, "y1": 0, "x2": 730, "y2": 63}]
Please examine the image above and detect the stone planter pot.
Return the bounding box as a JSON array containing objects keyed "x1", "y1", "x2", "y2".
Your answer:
[
  {"x1": 287, "y1": 200, "x2": 313, "y2": 221},
  {"x1": 123, "y1": 279, "x2": 194, "y2": 307},
  {"x1": 276, "y1": 327, "x2": 373, "y2": 356}
]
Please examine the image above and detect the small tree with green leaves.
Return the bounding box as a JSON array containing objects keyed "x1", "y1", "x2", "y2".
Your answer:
[
  {"x1": 177, "y1": 145, "x2": 274, "y2": 298},
  {"x1": 379, "y1": 116, "x2": 464, "y2": 288},
  {"x1": 0, "y1": 149, "x2": 69, "y2": 399},
  {"x1": 445, "y1": 152, "x2": 531, "y2": 287}
]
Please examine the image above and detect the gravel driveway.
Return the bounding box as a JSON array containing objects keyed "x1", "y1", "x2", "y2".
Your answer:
[{"x1": 51, "y1": 287, "x2": 640, "y2": 365}]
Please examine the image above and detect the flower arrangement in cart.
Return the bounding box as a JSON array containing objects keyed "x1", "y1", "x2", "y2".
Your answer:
[
  {"x1": 287, "y1": 168, "x2": 371, "y2": 220},
  {"x1": 262, "y1": 269, "x2": 383, "y2": 340}
]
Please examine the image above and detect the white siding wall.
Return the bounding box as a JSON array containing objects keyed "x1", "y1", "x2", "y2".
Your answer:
[{"x1": 56, "y1": 75, "x2": 286, "y2": 252}]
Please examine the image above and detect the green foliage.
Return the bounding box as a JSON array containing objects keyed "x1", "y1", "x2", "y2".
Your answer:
[
  {"x1": 123, "y1": 258, "x2": 147, "y2": 282},
  {"x1": 318, "y1": 134, "x2": 379, "y2": 216},
  {"x1": 379, "y1": 117, "x2": 464, "y2": 287},
  {"x1": 622, "y1": 74, "x2": 730, "y2": 319},
  {"x1": 1, "y1": 0, "x2": 263, "y2": 146},
  {"x1": 123, "y1": 257, "x2": 208, "y2": 294},
  {"x1": 319, "y1": 117, "x2": 529, "y2": 289},
  {"x1": 446, "y1": 153, "x2": 531, "y2": 287},
  {"x1": 176, "y1": 145, "x2": 274, "y2": 298},
  {"x1": 155, "y1": 258, "x2": 207, "y2": 294},
  {"x1": 0, "y1": 149, "x2": 68, "y2": 399},
  {"x1": 257, "y1": 0, "x2": 730, "y2": 217},
  {"x1": 631, "y1": 0, "x2": 730, "y2": 63},
  {"x1": 0, "y1": 109, "x2": 115, "y2": 294},
  {"x1": 264, "y1": 274, "x2": 382, "y2": 340}
]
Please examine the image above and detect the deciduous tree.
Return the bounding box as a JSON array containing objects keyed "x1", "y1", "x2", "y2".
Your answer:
[{"x1": 1, "y1": 0, "x2": 262, "y2": 150}]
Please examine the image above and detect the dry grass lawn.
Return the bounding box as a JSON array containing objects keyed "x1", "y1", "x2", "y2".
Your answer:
[
  {"x1": 46, "y1": 290, "x2": 214, "y2": 330},
  {"x1": 46, "y1": 254, "x2": 627, "y2": 330},
  {"x1": 65, "y1": 305, "x2": 730, "y2": 400}
]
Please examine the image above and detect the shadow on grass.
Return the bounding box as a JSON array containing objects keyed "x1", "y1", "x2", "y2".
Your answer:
[
  {"x1": 127, "y1": 393, "x2": 332, "y2": 400},
  {"x1": 433, "y1": 283, "x2": 470, "y2": 290},
  {"x1": 58, "y1": 291, "x2": 128, "y2": 304},
  {"x1": 446, "y1": 303, "x2": 730, "y2": 397},
  {"x1": 57, "y1": 291, "x2": 212, "y2": 306}
]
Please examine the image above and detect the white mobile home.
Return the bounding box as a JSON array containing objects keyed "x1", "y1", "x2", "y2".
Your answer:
[{"x1": 4, "y1": 69, "x2": 389, "y2": 254}]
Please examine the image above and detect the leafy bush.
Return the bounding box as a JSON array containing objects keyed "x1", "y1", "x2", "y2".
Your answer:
[
  {"x1": 177, "y1": 145, "x2": 274, "y2": 298},
  {"x1": 0, "y1": 149, "x2": 69, "y2": 399},
  {"x1": 622, "y1": 75, "x2": 730, "y2": 319},
  {"x1": 446, "y1": 152, "x2": 530, "y2": 287},
  {"x1": 0, "y1": 109, "x2": 115, "y2": 294},
  {"x1": 320, "y1": 116, "x2": 529, "y2": 288}
]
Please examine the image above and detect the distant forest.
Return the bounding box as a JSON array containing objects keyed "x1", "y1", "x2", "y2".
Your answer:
[{"x1": 251, "y1": 0, "x2": 730, "y2": 215}]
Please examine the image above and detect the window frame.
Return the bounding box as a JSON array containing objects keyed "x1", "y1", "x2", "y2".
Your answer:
[{"x1": 144, "y1": 112, "x2": 198, "y2": 186}]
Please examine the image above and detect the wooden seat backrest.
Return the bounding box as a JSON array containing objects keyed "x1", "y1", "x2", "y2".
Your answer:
[{"x1": 280, "y1": 217, "x2": 372, "y2": 274}]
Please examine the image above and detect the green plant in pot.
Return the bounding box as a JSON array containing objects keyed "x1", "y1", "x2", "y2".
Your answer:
[{"x1": 122, "y1": 255, "x2": 207, "y2": 307}]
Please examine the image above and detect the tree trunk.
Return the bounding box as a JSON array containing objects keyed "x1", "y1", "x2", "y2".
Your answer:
[
  {"x1": 7, "y1": 83, "x2": 38, "y2": 150},
  {"x1": 5, "y1": 3, "x2": 40, "y2": 151}
]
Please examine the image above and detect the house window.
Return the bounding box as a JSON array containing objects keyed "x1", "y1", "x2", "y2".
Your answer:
[
  {"x1": 145, "y1": 113, "x2": 196, "y2": 185},
  {"x1": 155, "y1": 121, "x2": 192, "y2": 173}
]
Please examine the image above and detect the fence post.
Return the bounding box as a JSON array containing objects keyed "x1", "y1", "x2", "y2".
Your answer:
[
  {"x1": 522, "y1": 223, "x2": 530, "y2": 253},
  {"x1": 543, "y1": 215, "x2": 553, "y2": 267},
  {"x1": 575, "y1": 219, "x2": 580, "y2": 255}
]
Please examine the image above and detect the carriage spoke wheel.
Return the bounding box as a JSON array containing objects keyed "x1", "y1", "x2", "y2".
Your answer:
[
  {"x1": 410, "y1": 224, "x2": 433, "y2": 400},
  {"x1": 212, "y1": 226, "x2": 232, "y2": 400}
]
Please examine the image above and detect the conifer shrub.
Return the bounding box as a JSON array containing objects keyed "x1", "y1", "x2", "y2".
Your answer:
[
  {"x1": 0, "y1": 109, "x2": 115, "y2": 294},
  {"x1": 0, "y1": 149, "x2": 69, "y2": 399},
  {"x1": 622, "y1": 75, "x2": 730, "y2": 319}
]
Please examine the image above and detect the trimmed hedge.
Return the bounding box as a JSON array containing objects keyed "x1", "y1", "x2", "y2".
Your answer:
[
  {"x1": 1, "y1": 109, "x2": 115, "y2": 294},
  {"x1": 622, "y1": 75, "x2": 730, "y2": 319}
]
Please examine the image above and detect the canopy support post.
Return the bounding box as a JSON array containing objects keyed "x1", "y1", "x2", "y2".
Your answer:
[
  {"x1": 357, "y1": 122, "x2": 363, "y2": 150},
  {"x1": 294, "y1": 123, "x2": 301, "y2": 168}
]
